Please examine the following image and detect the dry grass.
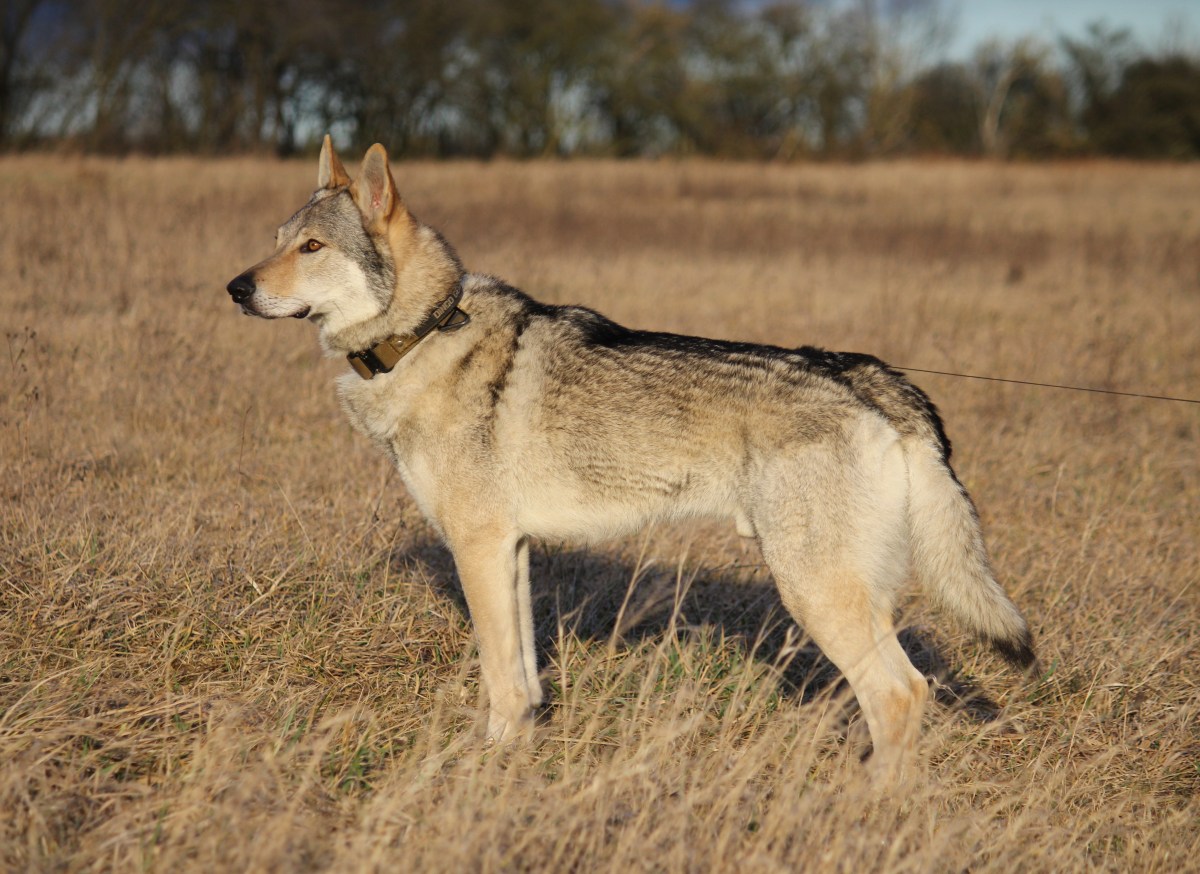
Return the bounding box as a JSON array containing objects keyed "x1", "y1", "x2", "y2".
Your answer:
[{"x1": 1, "y1": 155, "x2": 1198, "y2": 872}]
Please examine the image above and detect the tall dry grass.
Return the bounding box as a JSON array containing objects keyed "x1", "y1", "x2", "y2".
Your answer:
[{"x1": 1, "y1": 155, "x2": 1197, "y2": 872}]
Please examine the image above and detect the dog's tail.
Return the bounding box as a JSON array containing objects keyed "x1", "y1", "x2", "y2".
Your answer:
[
  {"x1": 807, "y1": 349, "x2": 1036, "y2": 669},
  {"x1": 903, "y1": 434, "x2": 1036, "y2": 668}
]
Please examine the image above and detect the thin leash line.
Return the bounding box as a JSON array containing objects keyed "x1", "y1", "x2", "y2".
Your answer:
[{"x1": 893, "y1": 366, "x2": 1200, "y2": 406}]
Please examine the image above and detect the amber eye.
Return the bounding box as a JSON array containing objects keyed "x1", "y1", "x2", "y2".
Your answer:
[{"x1": 302, "y1": 239, "x2": 323, "y2": 253}]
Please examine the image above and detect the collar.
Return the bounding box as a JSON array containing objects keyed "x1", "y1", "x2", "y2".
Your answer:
[{"x1": 346, "y1": 283, "x2": 470, "y2": 380}]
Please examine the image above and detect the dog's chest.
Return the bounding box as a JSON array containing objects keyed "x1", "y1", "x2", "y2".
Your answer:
[
  {"x1": 336, "y1": 373, "x2": 412, "y2": 446},
  {"x1": 339, "y1": 374, "x2": 446, "y2": 504},
  {"x1": 333, "y1": 371, "x2": 465, "y2": 524}
]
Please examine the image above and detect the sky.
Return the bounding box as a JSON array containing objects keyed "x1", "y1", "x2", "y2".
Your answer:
[{"x1": 948, "y1": 0, "x2": 1198, "y2": 57}]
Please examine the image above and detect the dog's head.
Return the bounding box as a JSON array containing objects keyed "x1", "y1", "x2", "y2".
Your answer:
[{"x1": 225, "y1": 137, "x2": 409, "y2": 331}]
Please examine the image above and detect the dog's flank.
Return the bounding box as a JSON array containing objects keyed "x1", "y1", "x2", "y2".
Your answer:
[{"x1": 226, "y1": 136, "x2": 1035, "y2": 777}]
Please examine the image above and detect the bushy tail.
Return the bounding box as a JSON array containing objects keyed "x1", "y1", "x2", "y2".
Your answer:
[{"x1": 905, "y1": 437, "x2": 1036, "y2": 669}]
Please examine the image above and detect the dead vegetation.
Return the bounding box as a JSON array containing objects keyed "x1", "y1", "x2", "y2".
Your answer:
[{"x1": 1, "y1": 156, "x2": 1198, "y2": 872}]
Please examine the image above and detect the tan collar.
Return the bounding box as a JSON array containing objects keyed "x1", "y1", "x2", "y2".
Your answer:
[{"x1": 346, "y1": 284, "x2": 470, "y2": 380}]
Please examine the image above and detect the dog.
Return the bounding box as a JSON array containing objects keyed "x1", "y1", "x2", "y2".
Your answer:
[{"x1": 226, "y1": 137, "x2": 1035, "y2": 775}]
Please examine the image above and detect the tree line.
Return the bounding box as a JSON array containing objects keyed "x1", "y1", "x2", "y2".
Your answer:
[{"x1": 3, "y1": 0, "x2": 1199, "y2": 159}]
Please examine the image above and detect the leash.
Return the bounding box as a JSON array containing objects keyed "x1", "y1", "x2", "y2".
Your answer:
[
  {"x1": 347, "y1": 282, "x2": 470, "y2": 380},
  {"x1": 894, "y1": 365, "x2": 1200, "y2": 406}
]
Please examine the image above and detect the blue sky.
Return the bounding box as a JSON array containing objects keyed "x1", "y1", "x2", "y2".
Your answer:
[{"x1": 949, "y1": 0, "x2": 1198, "y2": 57}]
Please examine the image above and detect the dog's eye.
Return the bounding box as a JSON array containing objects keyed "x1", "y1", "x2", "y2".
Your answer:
[{"x1": 301, "y1": 239, "x2": 323, "y2": 253}]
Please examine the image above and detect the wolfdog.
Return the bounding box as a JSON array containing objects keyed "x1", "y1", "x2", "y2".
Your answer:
[{"x1": 226, "y1": 138, "x2": 1035, "y2": 775}]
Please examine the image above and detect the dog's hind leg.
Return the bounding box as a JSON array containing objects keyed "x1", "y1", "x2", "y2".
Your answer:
[
  {"x1": 756, "y1": 434, "x2": 928, "y2": 779},
  {"x1": 449, "y1": 529, "x2": 542, "y2": 743},
  {"x1": 768, "y1": 556, "x2": 927, "y2": 778}
]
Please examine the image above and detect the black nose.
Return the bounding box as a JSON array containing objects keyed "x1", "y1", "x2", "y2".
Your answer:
[{"x1": 227, "y1": 274, "x2": 255, "y2": 303}]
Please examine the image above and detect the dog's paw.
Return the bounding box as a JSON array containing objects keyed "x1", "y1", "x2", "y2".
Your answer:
[{"x1": 485, "y1": 708, "x2": 536, "y2": 746}]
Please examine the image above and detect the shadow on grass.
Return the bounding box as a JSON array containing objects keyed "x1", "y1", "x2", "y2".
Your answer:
[{"x1": 391, "y1": 534, "x2": 1001, "y2": 724}]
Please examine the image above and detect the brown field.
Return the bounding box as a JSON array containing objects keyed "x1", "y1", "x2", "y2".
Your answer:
[{"x1": 1, "y1": 155, "x2": 1198, "y2": 872}]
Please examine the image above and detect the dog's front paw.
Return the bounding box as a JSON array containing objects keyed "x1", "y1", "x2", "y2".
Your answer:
[{"x1": 485, "y1": 708, "x2": 536, "y2": 746}]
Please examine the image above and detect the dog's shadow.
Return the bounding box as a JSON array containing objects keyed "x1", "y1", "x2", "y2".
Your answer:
[{"x1": 392, "y1": 533, "x2": 1001, "y2": 723}]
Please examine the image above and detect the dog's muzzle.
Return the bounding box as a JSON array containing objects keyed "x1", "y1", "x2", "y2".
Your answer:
[{"x1": 225, "y1": 273, "x2": 310, "y2": 319}]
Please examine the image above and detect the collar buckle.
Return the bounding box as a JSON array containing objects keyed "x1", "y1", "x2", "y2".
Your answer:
[{"x1": 348, "y1": 335, "x2": 415, "y2": 379}]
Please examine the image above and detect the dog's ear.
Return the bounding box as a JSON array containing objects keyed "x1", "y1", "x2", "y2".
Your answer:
[
  {"x1": 318, "y1": 134, "x2": 350, "y2": 189},
  {"x1": 351, "y1": 143, "x2": 400, "y2": 233}
]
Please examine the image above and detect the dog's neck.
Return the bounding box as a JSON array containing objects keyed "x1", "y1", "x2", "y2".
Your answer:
[{"x1": 319, "y1": 221, "x2": 465, "y2": 358}]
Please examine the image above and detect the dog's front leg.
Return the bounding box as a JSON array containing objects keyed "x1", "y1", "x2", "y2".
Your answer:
[
  {"x1": 515, "y1": 537, "x2": 542, "y2": 711},
  {"x1": 450, "y1": 529, "x2": 541, "y2": 743}
]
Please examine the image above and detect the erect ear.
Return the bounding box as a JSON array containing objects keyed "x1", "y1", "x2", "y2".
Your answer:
[
  {"x1": 317, "y1": 134, "x2": 350, "y2": 189},
  {"x1": 350, "y1": 143, "x2": 400, "y2": 233}
]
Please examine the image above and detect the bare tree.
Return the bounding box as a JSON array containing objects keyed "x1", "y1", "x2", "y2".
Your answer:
[
  {"x1": 857, "y1": 0, "x2": 959, "y2": 154},
  {"x1": 0, "y1": 0, "x2": 47, "y2": 146},
  {"x1": 973, "y1": 37, "x2": 1042, "y2": 157}
]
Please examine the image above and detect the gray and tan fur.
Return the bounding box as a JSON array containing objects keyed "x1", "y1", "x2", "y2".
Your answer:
[{"x1": 226, "y1": 138, "x2": 1035, "y2": 777}]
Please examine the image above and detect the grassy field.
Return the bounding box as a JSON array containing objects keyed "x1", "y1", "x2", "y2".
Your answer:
[{"x1": 1, "y1": 155, "x2": 1198, "y2": 872}]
